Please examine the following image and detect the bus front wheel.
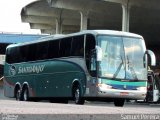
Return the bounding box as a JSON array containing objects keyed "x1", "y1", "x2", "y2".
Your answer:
[
  {"x1": 73, "y1": 84, "x2": 85, "y2": 105},
  {"x1": 114, "y1": 98, "x2": 125, "y2": 107}
]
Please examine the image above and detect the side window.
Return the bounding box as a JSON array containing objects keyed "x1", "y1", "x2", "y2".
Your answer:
[
  {"x1": 6, "y1": 48, "x2": 13, "y2": 64},
  {"x1": 71, "y1": 35, "x2": 84, "y2": 57},
  {"x1": 19, "y1": 45, "x2": 28, "y2": 62},
  {"x1": 27, "y1": 44, "x2": 37, "y2": 61},
  {"x1": 6, "y1": 46, "x2": 27, "y2": 63},
  {"x1": 85, "y1": 34, "x2": 95, "y2": 57},
  {"x1": 59, "y1": 38, "x2": 72, "y2": 57},
  {"x1": 85, "y1": 34, "x2": 96, "y2": 76},
  {"x1": 5, "y1": 49, "x2": 10, "y2": 63},
  {"x1": 36, "y1": 41, "x2": 49, "y2": 60},
  {"x1": 8, "y1": 47, "x2": 20, "y2": 63},
  {"x1": 48, "y1": 40, "x2": 60, "y2": 59}
]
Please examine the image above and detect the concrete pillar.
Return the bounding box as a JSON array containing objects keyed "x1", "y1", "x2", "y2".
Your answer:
[
  {"x1": 55, "y1": 18, "x2": 62, "y2": 34},
  {"x1": 80, "y1": 11, "x2": 89, "y2": 31},
  {"x1": 122, "y1": 4, "x2": 130, "y2": 32}
]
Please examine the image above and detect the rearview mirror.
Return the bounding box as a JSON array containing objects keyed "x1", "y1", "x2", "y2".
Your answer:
[
  {"x1": 96, "y1": 46, "x2": 102, "y2": 61},
  {"x1": 147, "y1": 50, "x2": 156, "y2": 66}
]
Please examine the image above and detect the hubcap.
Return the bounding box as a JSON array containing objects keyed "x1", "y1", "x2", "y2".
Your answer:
[
  {"x1": 16, "y1": 90, "x2": 20, "y2": 100},
  {"x1": 23, "y1": 90, "x2": 28, "y2": 101},
  {"x1": 75, "y1": 88, "x2": 80, "y2": 103}
]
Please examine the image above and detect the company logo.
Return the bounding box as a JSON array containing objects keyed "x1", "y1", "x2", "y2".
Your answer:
[
  {"x1": 9, "y1": 65, "x2": 16, "y2": 76},
  {"x1": 9, "y1": 65, "x2": 45, "y2": 75},
  {"x1": 18, "y1": 65, "x2": 45, "y2": 74}
]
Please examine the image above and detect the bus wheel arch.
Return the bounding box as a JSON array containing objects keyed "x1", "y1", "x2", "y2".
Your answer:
[
  {"x1": 14, "y1": 83, "x2": 22, "y2": 101},
  {"x1": 72, "y1": 80, "x2": 85, "y2": 105}
]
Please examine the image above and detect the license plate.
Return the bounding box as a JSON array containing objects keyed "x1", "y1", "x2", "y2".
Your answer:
[{"x1": 120, "y1": 92, "x2": 129, "y2": 96}]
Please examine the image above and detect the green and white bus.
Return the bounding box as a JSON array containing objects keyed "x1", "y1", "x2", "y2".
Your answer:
[{"x1": 3, "y1": 30, "x2": 156, "y2": 106}]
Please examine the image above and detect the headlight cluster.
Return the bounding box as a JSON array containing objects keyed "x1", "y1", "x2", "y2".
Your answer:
[
  {"x1": 98, "y1": 83, "x2": 112, "y2": 89},
  {"x1": 137, "y1": 87, "x2": 146, "y2": 91}
]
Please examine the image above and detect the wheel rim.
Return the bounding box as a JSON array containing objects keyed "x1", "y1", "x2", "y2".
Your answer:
[
  {"x1": 16, "y1": 90, "x2": 20, "y2": 100},
  {"x1": 75, "y1": 88, "x2": 80, "y2": 103},
  {"x1": 23, "y1": 89, "x2": 28, "y2": 101}
]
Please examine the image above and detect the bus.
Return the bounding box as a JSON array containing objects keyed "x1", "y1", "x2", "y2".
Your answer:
[
  {"x1": 3, "y1": 30, "x2": 156, "y2": 107},
  {"x1": 145, "y1": 70, "x2": 160, "y2": 103}
]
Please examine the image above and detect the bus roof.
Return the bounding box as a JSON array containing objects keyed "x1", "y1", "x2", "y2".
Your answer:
[
  {"x1": 7, "y1": 30, "x2": 143, "y2": 48},
  {"x1": 81, "y1": 30, "x2": 143, "y2": 38},
  {"x1": 44, "y1": 30, "x2": 143, "y2": 40}
]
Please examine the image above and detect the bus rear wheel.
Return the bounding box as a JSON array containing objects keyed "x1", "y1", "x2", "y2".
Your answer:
[
  {"x1": 73, "y1": 84, "x2": 85, "y2": 105},
  {"x1": 15, "y1": 88, "x2": 22, "y2": 101},
  {"x1": 22, "y1": 86, "x2": 29, "y2": 101},
  {"x1": 114, "y1": 98, "x2": 125, "y2": 107}
]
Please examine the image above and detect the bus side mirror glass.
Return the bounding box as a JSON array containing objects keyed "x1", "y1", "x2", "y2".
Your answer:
[
  {"x1": 96, "y1": 46, "x2": 102, "y2": 61},
  {"x1": 147, "y1": 50, "x2": 156, "y2": 66}
]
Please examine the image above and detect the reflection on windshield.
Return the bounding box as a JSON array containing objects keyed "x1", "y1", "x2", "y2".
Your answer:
[
  {"x1": 123, "y1": 37, "x2": 147, "y2": 80},
  {"x1": 97, "y1": 35, "x2": 147, "y2": 81},
  {"x1": 97, "y1": 36, "x2": 125, "y2": 79},
  {"x1": 126, "y1": 56, "x2": 138, "y2": 80}
]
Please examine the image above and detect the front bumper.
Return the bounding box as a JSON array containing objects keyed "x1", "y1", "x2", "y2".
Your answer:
[{"x1": 97, "y1": 88, "x2": 146, "y2": 100}]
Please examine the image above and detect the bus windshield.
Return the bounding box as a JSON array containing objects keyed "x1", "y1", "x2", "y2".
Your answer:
[{"x1": 97, "y1": 35, "x2": 147, "y2": 81}]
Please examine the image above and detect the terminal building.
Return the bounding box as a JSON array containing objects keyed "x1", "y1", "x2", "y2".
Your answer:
[
  {"x1": 20, "y1": 0, "x2": 160, "y2": 69},
  {"x1": 1, "y1": 0, "x2": 160, "y2": 79}
]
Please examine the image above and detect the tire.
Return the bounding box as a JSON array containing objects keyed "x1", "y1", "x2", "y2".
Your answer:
[
  {"x1": 114, "y1": 98, "x2": 125, "y2": 107},
  {"x1": 73, "y1": 84, "x2": 85, "y2": 105},
  {"x1": 15, "y1": 88, "x2": 22, "y2": 101},
  {"x1": 22, "y1": 86, "x2": 29, "y2": 101}
]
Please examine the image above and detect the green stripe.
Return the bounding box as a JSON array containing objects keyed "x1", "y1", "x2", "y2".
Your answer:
[{"x1": 102, "y1": 79, "x2": 147, "y2": 86}]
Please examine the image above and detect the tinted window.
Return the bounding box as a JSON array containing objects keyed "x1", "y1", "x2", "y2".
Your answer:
[
  {"x1": 71, "y1": 35, "x2": 84, "y2": 56},
  {"x1": 59, "y1": 37, "x2": 72, "y2": 57},
  {"x1": 36, "y1": 41, "x2": 49, "y2": 60},
  {"x1": 6, "y1": 48, "x2": 13, "y2": 63},
  {"x1": 5, "y1": 49, "x2": 10, "y2": 63},
  {"x1": 85, "y1": 34, "x2": 96, "y2": 75},
  {"x1": 27, "y1": 44, "x2": 37, "y2": 61},
  {"x1": 85, "y1": 34, "x2": 95, "y2": 58},
  {"x1": 19, "y1": 45, "x2": 28, "y2": 62},
  {"x1": 6, "y1": 47, "x2": 21, "y2": 63},
  {"x1": 48, "y1": 40, "x2": 60, "y2": 59}
]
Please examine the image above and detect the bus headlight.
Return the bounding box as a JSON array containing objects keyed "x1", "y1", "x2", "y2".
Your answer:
[
  {"x1": 98, "y1": 83, "x2": 112, "y2": 89},
  {"x1": 137, "y1": 87, "x2": 146, "y2": 91}
]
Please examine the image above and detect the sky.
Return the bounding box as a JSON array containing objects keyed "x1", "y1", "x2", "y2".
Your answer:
[{"x1": 0, "y1": 0, "x2": 41, "y2": 34}]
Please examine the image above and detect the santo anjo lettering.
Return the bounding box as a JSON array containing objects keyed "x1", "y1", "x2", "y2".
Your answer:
[{"x1": 18, "y1": 65, "x2": 45, "y2": 74}]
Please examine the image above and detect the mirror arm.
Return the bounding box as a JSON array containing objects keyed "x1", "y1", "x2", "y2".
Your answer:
[{"x1": 147, "y1": 50, "x2": 156, "y2": 66}]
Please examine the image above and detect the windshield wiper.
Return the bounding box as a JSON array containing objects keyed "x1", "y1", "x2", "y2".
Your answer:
[
  {"x1": 126, "y1": 56, "x2": 138, "y2": 80},
  {"x1": 113, "y1": 56, "x2": 124, "y2": 79}
]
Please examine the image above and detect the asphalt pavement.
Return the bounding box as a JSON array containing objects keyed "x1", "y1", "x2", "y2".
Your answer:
[{"x1": 0, "y1": 87, "x2": 160, "y2": 120}]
